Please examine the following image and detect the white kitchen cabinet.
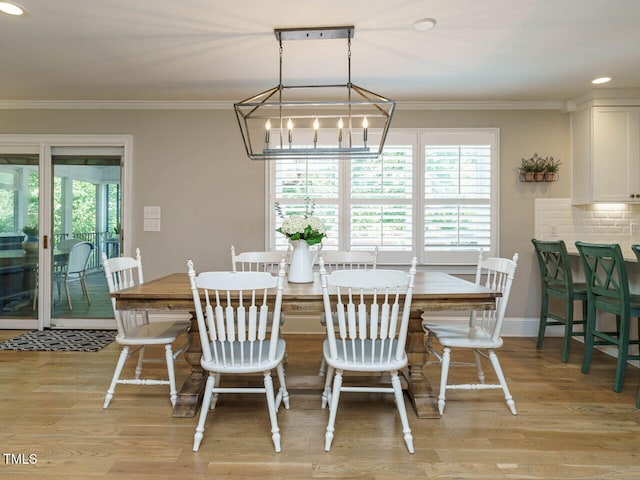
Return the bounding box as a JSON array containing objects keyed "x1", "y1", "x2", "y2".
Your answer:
[{"x1": 571, "y1": 105, "x2": 640, "y2": 204}]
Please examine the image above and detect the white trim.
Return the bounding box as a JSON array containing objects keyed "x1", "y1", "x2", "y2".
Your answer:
[
  {"x1": 0, "y1": 134, "x2": 133, "y2": 257},
  {"x1": 0, "y1": 99, "x2": 567, "y2": 111},
  {"x1": 0, "y1": 100, "x2": 233, "y2": 110},
  {"x1": 0, "y1": 319, "x2": 38, "y2": 330},
  {"x1": 266, "y1": 128, "x2": 499, "y2": 265},
  {"x1": 49, "y1": 318, "x2": 116, "y2": 329},
  {"x1": 397, "y1": 100, "x2": 566, "y2": 111},
  {"x1": 0, "y1": 134, "x2": 132, "y2": 330}
]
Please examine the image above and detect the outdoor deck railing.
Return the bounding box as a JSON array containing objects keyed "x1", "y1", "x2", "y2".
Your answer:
[{"x1": 54, "y1": 232, "x2": 119, "y2": 271}]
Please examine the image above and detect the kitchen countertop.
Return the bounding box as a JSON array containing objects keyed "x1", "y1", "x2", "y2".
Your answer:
[{"x1": 566, "y1": 242, "x2": 637, "y2": 263}]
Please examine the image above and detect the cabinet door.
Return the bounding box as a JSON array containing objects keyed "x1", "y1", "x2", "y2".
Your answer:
[{"x1": 592, "y1": 106, "x2": 640, "y2": 202}]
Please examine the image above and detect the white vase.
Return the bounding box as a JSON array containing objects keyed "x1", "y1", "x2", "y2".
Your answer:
[
  {"x1": 288, "y1": 240, "x2": 314, "y2": 283},
  {"x1": 22, "y1": 240, "x2": 38, "y2": 254}
]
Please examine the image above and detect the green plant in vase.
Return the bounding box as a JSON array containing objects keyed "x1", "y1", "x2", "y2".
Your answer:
[
  {"x1": 23, "y1": 224, "x2": 38, "y2": 242},
  {"x1": 22, "y1": 224, "x2": 38, "y2": 254}
]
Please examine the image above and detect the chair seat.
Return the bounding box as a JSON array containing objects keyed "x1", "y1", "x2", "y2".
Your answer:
[
  {"x1": 547, "y1": 283, "x2": 588, "y2": 299},
  {"x1": 323, "y1": 338, "x2": 408, "y2": 372},
  {"x1": 427, "y1": 324, "x2": 503, "y2": 349},
  {"x1": 423, "y1": 321, "x2": 469, "y2": 336},
  {"x1": 117, "y1": 320, "x2": 191, "y2": 345},
  {"x1": 592, "y1": 295, "x2": 640, "y2": 315},
  {"x1": 201, "y1": 338, "x2": 286, "y2": 374}
]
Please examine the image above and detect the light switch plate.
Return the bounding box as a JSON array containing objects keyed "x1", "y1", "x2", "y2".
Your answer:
[
  {"x1": 144, "y1": 206, "x2": 161, "y2": 219},
  {"x1": 144, "y1": 218, "x2": 161, "y2": 231}
]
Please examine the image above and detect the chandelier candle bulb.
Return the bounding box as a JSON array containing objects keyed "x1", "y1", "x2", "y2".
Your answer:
[
  {"x1": 287, "y1": 118, "x2": 293, "y2": 147},
  {"x1": 338, "y1": 117, "x2": 344, "y2": 147},
  {"x1": 264, "y1": 119, "x2": 271, "y2": 147},
  {"x1": 313, "y1": 118, "x2": 319, "y2": 147},
  {"x1": 362, "y1": 116, "x2": 368, "y2": 146}
]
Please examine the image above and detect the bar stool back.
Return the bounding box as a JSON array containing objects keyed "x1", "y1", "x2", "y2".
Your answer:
[
  {"x1": 531, "y1": 239, "x2": 587, "y2": 362},
  {"x1": 575, "y1": 242, "x2": 640, "y2": 393},
  {"x1": 629, "y1": 244, "x2": 640, "y2": 409}
]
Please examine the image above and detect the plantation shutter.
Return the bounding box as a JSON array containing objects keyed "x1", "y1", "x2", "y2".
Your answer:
[
  {"x1": 350, "y1": 145, "x2": 413, "y2": 252},
  {"x1": 273, "y1": 158, "x2": 339, "y2": 250},
  {"x1": 423, "y1": 142, "x2": 493, "y2": 264}
]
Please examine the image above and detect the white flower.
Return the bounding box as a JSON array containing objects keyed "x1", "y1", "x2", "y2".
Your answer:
[
  {"x1": 277, "y1": 214, "x2": 326, "y2": 246},
  {"x1": 307, "y1": 216, "x2": 325, "y2": 235},
  {"x1": 281, "y1": 216, "x2": 307, "y2": 235}
]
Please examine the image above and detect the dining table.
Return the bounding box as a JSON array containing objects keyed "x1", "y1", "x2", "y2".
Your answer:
[{"x1": 112, "y1": 270, "x2": 500, "y2": 419}]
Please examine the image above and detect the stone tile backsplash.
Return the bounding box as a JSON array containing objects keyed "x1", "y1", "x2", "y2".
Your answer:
[{"x1": 534, "y1": 198, "x2": 640, "y2": 249}]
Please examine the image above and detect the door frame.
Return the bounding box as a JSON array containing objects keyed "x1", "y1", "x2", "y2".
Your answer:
[{"x1": 0, "y1": 134, "x2": 132, "y2": 330}]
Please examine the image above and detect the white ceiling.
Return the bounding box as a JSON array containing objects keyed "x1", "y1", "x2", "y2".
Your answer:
[{"x1": 2, "y1": 0, "x2": 640, "y2": 103}]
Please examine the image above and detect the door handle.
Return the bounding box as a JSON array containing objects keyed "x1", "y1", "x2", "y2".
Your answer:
[{"x1": 43, "y1": 235, "x2": 48, "y2": 249}]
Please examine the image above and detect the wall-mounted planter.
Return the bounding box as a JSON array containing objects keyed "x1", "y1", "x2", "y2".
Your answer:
[
  {"x1": 519, "y1": 153, "x2": 561, "y2": 183},
  {"x1": 519, "y1": 172, "x2": 558, "y2": 182}
]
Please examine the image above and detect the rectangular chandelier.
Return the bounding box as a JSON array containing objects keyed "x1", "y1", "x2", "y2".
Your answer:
[{"x1": 234, "y1": 26, "x2": 396, "y2": 161}]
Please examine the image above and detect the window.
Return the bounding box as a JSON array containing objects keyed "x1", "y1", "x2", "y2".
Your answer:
[{"x1": 267, "y1": 128, "x2": 499, "y2": 266}]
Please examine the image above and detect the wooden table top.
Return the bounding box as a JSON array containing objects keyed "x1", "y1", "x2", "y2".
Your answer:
[{"x1": 113, "y1": 271, "x2": 499, "y2": 313}]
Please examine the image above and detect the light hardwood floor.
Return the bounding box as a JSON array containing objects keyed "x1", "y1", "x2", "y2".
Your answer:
[{"x1": 1, "y1": 331, "x2": 639, "y2": 479}]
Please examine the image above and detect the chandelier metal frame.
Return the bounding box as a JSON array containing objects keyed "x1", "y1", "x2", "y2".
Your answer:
[{"x1": 234, "y1": 26, "x2": 396, "y2": 160}]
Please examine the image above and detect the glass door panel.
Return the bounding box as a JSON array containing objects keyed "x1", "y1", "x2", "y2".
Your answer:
[
  {"x1": 0, "y1": 153, "x2": 40, "y2": 325},
  {"x1": 50, "y1": 151, "x2": 122, "y2": 325}
]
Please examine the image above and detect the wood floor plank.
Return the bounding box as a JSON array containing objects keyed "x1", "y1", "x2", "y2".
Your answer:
[{"x1": 0, "y1": 332, "x2": 639, "y2": 479}]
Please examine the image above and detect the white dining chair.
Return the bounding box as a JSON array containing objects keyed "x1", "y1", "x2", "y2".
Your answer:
[
  {"x1": 423, "y1": 251, "x2": 519, "y2": 415},
  {"x1": 231, "y1": 245, "x2": 288, "y2": 273},
  {"x1": 320, "y1": 257, "x2": 417, "y2": 453},
  {"x1": 317, "y1": 247, "x2": 378, "y2": 376},
  {"x1": 102, "y1": 248, "x2": 190, "y2": 409},
  {"x1": 187, "y1": 259, "x2": 290, "y2": 453}
]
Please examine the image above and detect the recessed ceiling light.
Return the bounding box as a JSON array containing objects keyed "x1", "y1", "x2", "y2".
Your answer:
[
  {"x1": 0, "y1": 2, "x2": 25, "y2": 16},
  {"x1": 592, "y1": 76, "x2": 612, "y2": 85},
  {"x1": 413, "y1": 18, "x2": 437, "y2": 31}
]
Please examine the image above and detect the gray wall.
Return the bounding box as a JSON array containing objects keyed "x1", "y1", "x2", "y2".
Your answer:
[{"x1": 0, "y1": 107, "x2": 570, "y2": 319}]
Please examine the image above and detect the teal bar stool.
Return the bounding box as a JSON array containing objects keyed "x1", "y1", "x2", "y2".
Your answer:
[
  {"x1": 531, "y1": 239, "x2": 587, "y2": 362},
  {"x1": 630, "y1": 244, "x2": 640, "y2": 408},
  {"x1": 575, "y1": 242, "x2": 640, "y2": 393}
]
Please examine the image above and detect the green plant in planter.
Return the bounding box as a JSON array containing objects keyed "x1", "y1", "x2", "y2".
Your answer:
[
  {"x1": 520, "y1": 153, "x2": 557, "y2": 181},
  {"x1": 519, "y1": 157, "x2": 537, "y2": 181},
  {"x1": 543, "y1": 157, "x2": 561, "y2": 180},
  {"x1": 23, "y1": 224, "x2": 38, "y2": 241}
]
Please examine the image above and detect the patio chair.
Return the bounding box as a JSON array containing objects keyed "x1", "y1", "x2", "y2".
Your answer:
[
  {"x1": 320, "y1": 257, "x2": 417, "y2": 453},
  {"x1": 423, "y1": 251, "x2": 519, "y2": 415},
  {"x1": 102, "y1": 248, "x2": 190, "y2": 409},
  {"x1": 187, "y1": 259, "x2": 290, "y2": 452},
  {"x1": 55, "y1": 240, "x2": 94, "y2": 310}
]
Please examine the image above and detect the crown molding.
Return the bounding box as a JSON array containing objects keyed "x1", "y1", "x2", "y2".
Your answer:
[
  {"x1": 397, "y1": 100, "x2": 567, "y2": 111},
  {"x1": 0, "y1": 100, "x2": 233, "y2": 110},
  {"x1": 0, "y1": 99, "x2": 567, "y2": 111}
]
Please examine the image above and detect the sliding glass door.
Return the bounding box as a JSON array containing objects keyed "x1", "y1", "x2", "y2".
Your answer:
[
  {"x1": 0, "y1": 148, "x2": 40, "y2": 328},
  {"x1": 49, "y1": 147, "x2": 123, "y2": 327},
  {"x1": 0, "y1": 135, "x2": 131, "y2": 330}
]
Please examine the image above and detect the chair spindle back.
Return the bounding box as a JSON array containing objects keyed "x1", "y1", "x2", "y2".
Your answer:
[
  {"x1": 188, "y1": 260, "x2": 286, "y2": 367},
  {"x1": 471, "y1": 252, "x2": 518, "y2": 344},
  {"x1": 102, "y1": 248, "x2": 145, "y2": 337},
  {"x1": 320, "y1": 258, "x2": 417, "y2": 365}
]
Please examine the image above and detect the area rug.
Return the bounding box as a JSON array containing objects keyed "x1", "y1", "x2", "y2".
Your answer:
[{"x1": 0, "y1": 329, "x2": 116, "y2": 352}]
